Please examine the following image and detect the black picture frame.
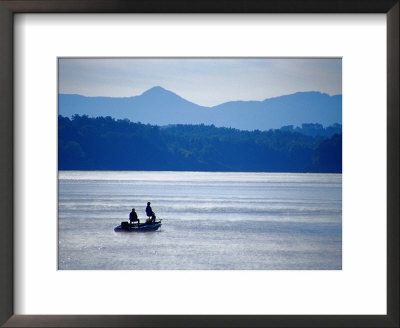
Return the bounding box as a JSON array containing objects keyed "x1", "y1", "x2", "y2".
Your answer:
[{"x1": 0, "y1": 0, "x2": 398, "y2": 327}]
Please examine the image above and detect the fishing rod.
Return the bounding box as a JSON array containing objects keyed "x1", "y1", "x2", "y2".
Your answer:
[{"x1": 157, "y1": 214, "x2": 168, "y2": 222}]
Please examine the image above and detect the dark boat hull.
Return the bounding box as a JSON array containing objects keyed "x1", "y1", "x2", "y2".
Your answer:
[{"x1": 114, "y1": 221, "x2": 162, "y2": 232}]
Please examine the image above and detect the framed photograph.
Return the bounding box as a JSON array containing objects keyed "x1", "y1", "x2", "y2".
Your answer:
[
  {"x1": 0, "y1": 0, "x2": 398, "y2": 327},
  {"x1": 58, "y1": 57, "x2": 343, "y2": 271}
]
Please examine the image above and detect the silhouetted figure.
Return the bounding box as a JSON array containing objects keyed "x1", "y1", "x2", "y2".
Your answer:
[
  {"x1": 146, "y1": 202, "x2": 156, "y2": 223},
  {"x1": 129, "y1": 208, "x2": 140, "y2": 225}
]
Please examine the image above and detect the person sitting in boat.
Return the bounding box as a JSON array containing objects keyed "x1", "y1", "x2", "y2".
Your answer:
[
  {"x1": 146, "y1": 202, "x2": 156, "y2": 223},
  {"x1": 129, "y1": 208, "x2": 140, "y2": 226}
]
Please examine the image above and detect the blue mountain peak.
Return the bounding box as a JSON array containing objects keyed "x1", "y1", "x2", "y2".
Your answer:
[
  {"x1": 59, "y1": 88, "x2": 342, "y2": 130},
  {"x1": 141, "y1": 86, "x2": 174, "y2": 97}
]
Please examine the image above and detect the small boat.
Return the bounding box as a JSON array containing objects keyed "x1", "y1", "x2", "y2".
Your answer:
[{"x1": 114, "y1": 220, "x2": 162, "y2": 232}]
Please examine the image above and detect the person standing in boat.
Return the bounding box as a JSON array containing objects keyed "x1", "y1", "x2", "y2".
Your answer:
[
  {"x1": 129, "y1": 208, "x2": 140, "y2": 226},
  {"x1": 146, "y1": 202, "x2": 156, "y2": 223}
]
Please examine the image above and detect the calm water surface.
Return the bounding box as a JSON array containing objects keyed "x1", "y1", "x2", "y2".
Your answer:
[{"x1": 58, "y1": 171, "x2": 342, "y2": 270}]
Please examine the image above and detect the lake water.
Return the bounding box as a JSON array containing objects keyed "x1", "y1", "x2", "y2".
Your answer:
[{"x1": 58, "y1": 171, "x2": 342, "y2": 270}]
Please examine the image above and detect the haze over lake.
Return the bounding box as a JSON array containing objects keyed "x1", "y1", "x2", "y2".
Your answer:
[{"x1": 58, "y1": 171, "x2": 342, "y2": 270}]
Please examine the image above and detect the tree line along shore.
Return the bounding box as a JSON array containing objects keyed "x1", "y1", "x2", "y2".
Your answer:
[{"x1": 58, "y1": 115, "x2": 342, "y2": 173}]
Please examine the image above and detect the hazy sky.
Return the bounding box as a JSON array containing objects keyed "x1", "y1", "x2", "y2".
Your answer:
[{"x1": 58, "y1": 58, "x2": 341, "y2": 107}]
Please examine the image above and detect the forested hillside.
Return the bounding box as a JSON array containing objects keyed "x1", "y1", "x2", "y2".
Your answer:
[{"x1": 58, "y1": 115, "x2": 342, "y2": 173}]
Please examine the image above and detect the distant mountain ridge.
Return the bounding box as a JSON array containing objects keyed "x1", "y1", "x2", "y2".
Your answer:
[{"x1": 59, "y1": 86, "x2": 342, "y2": 131}]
